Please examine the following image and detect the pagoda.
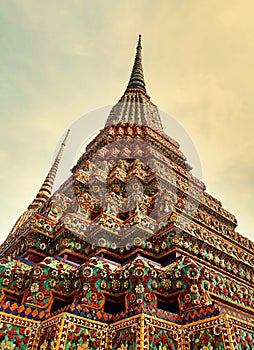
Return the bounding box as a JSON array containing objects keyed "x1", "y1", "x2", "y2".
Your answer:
[{"x1": 0, "y1": 36, "x2": 253, "y2": 350}]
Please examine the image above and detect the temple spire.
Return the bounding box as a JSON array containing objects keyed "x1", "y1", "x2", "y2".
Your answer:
[
  {"x1": 9, "y1": 129, "x2": 70, "y2": 235},
  {"x1": 126, "y1": 34, "x2": 146, "y2": 92},
  {"x1": 105, "y1": 35, "x2": 163, "y2": 132},
  {"x1": 27, "y1": 129, "x2": 70, "y2": 211}
]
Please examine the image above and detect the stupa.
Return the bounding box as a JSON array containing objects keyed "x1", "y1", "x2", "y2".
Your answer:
[{"x1": 0, "y1": 35, "x2": 253, "y2": 350}]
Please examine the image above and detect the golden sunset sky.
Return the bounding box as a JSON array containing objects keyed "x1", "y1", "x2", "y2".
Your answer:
[{"x1": 0, "y1": 0, "x2": 254, "y2": 242}]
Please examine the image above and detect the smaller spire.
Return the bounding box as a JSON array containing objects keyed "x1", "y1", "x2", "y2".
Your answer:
[
  {"x1": 126, "y1": 34, "x2": 146, "y2": 92},
  {"x1": 28, "y1": 129, "x2": 70, "y2": 210},
  {"x1": 9, "y1": 129, "x2": 70, "y2": 235}
]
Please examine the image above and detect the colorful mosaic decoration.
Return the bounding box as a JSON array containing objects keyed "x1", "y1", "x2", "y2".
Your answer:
[{"x1": 0, "y1": 35, "x2": 253, "y2": 349}]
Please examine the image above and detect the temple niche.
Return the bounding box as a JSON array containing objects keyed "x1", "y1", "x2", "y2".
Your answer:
[{"x1": 0, "y1": 36, "x2": 253, "y2": 350}]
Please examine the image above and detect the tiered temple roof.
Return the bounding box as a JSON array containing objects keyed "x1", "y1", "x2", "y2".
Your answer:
[{"x1": 0, "y1": 36, "x2": 253, "y2": 350}]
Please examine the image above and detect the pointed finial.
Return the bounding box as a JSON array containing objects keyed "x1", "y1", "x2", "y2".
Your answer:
[
  {"x1": 8, "y1": 129, "x2": 70, "y2": 235},
  {"x1": 137, "y1": 34, "x2": 142, "y2": 47},
  {"x1": 126, "y1": 34, "x2": 146, "y2": 92},
  {"x1": 62, "y1": 128, "x2": 70, "y2": 146}
]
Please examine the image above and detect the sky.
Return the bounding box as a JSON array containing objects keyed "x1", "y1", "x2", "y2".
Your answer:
[{"x1": 0, "y1": 0, "x2": 254, "y2": 243}]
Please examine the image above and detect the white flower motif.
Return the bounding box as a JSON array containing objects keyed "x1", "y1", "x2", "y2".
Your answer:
[{"x1": 135, "y1": 284, "x2": 144, "y2": 294}]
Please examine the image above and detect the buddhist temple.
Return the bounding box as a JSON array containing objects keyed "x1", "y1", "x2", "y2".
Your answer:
[{"x1": 0, "y1": 35, "x2": 253, "y2": 349}]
